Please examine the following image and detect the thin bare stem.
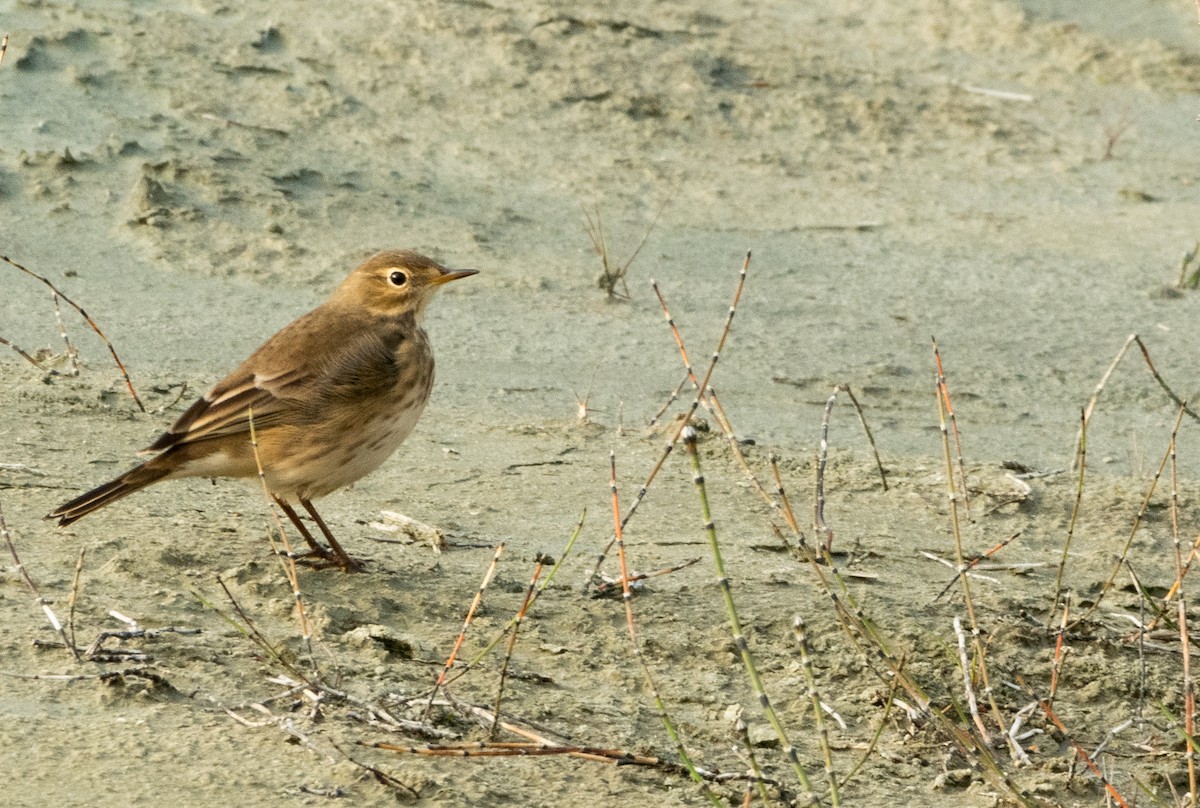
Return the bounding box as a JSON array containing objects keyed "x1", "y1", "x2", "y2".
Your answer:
[
  {"x1": 794, "y1": 617, "x2": 838, "y2": 805},
  {"x1": 931, "y1": 338, "x2": 971, "y2": 516},
  {"x1": 648, "y1": 277, "x2": 791, "y2": 515},
  {"x1": 590, "y1": 558, "x2": 700, "y2": 597},
  {"x1": 1132, "y1": 338, "x2": 1200, "y2": 424},
  {"x1": 1157, "y1": 528, "x2": 1200, "y2": 617},
  {"x1": 67, "y1": 546, "x2": 86, "y2": 654},
  {"x1": 0, "y1": 498, "x2": 80, "y2": 662},
  {"x1": 733, "y1": 717, "x2": 773, "y2": 807},
  {"x1": 773, "y1": 451, "x2": 889, "y2": 652},
  {"x1": 649, "y1": 371, "x2": 693, "y2": 427},
  {"x1": 833, "y1": 384, "x2": 889, "y2": 491},
  {"x1": 836, "y1": 664, "x2": 901, "y2": 788},
  {"x1": 651, "y1": 281, "x2": 702, "y2": 393},
  {"x1": 424, "y1": 543, "x2": 506, "y2": 718},
  {"x1": 932, "y1": 340, "x2": 1009, "y2": 745},
  {"x1": 0, "y1": 335, "x2": 54, "y2": 372},
  {"x1": 1182, "y1": 597, "x2": 1197, "y2": 806},
  {"x1": 932, "y1": 344, "x2": 980, "y2": 656},
  {"x1": 248, "y1": 408, "x2": 317, "y2": 675},
  {"x1": 931, "y1": 532, "x2": 1023, "y2": 602},
  {"x1": 1048, "y1": 596, "x2": 1069, "y2": 703},
  {"x1": 1131, "y1": 565, "x2": 1148, "y2": 717},
  {"x1": 1020, "y1": 678, "x2": 1131, "y2": 807},
  {"x1": 1075, "y1": 334, "x2": 1200, "y2": 466},
  {"x1": 447, "y1": 511, "x2": 586, "y2": 688},
  {"x1": 766, "y1": 375, "x2": 1031, "y2": 805},
  {"x1": 1076, "y1": 334, "x2": 1136, "y2": 467},
  {"x1": 647, "y1": 280, "x2": 727, "y2": 427},
  {"x1": 2, "y1": 254, "x2": 145, "y2": 410},
  {"x1": 373, "y1": 732, "x2": 721, "y2": 779},
  {"x1": 584, "y1": 253, "x2": 752, "y2": 594},
  {"x1": 1071, "y1": 403, "x2": 1187, "y2": 628},
  {"x1": 1171, "y1": 416, "x2": 1198, "y2": 806},
  {"x1": 1176, "y1": 241, "x2": 1200, "y2": 289},
  {"x1": 210, "y1": 576, "x2": 311, "y2": 687},
  {"x1": 769, "y1": 454, "x2": 803, "y2": 536},
  {"x1": 683, "y1": 427, "x2": 815, "y2": 796},
  {"x1": 51, "y1": 293, "x2": 80, "y2": 374},
  {"x1": 804, "y1": 385, "x2": 891, "y2": 554},
  {"x1": 814, "y1": 392, "x2": 836, "y2": 550},
  {"x1": 953, "y1": 616, "x2": 986, "y2": 749},
  {"x1": 652, "y1": 276, "x2": 806, "y2": 554},
  {"x1": 1051, "y1": 410, "x2": 1087, "y2": 623},
  {"x1": 608, "y1": 451, "x2": 718, "y2": 804},
  {"x1": 490, "y1": 556, "x2": 546, "y2": 737},
  {"x1": 585, "y1": 196, "x2": 669, "y2": 301},
  {"x1": 1172, "y1": 428, "x2": 1184, "y2": 583},
  {"x1": 631, "y1": 252, "x2": 749, "y2": 505}
]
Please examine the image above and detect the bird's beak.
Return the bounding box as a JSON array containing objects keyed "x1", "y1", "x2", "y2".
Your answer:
[{"x1": 433, "y1": 268, "x2": 479, "y2": 285}]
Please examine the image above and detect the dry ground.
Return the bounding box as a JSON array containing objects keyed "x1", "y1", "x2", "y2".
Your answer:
[{"x1": 4, "y1": 1, "x2": 1200, "y2": 806}]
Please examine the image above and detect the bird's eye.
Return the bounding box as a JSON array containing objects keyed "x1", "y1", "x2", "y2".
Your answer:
[{"x1": 388, "y1": 270, "x2": 408, "y2": 287}]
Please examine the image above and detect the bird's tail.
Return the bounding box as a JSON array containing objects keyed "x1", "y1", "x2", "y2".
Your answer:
[{"x1": 47, "y1": 461, "x2": 173, "y2": 527}]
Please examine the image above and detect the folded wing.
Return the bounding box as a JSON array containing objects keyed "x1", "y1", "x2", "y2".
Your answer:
[{"x1": 143, "y1": 366, "x2": 310, "y2": 453}]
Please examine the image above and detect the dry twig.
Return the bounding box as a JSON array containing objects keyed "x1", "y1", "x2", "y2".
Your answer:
[
  {"x1": 1, "y1": 498, "x2": 80, "y2": 662},
  {"x1": 1, "y1": 254, "x2": 144, "y2": 410}
]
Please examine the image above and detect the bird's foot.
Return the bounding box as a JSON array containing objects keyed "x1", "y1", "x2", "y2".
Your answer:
[
  {"x1": 314, "y1": 546, "x2": 366, "y2": 573},
  {"x1": 275, "y1": 546, "x2": 366, "y2": 572}
]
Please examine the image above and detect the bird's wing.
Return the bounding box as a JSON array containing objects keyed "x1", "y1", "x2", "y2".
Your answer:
[
  {"x1": 141, "y1": 304, "x2": 411, "y2": 455},
  {"x1": 142, "y1": 365, "x2": 311, "y2": 453}
]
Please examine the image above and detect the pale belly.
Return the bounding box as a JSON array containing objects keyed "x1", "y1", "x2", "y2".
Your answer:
[
  {"x1": 263, "y1": 394, "x2": 430, "y2": 500},
  {"x1": 170, "y1": 327, "x2": 436, "y2": 502}
]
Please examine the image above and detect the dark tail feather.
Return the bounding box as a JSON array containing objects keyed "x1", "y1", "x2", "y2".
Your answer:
[{"x1": 47, "y1": 462, "x2": 172, "y2": 526}]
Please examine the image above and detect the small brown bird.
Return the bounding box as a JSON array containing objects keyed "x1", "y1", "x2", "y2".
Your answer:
[{"x1": 47, "y1": 250, "x2": 476, "y2": 570}]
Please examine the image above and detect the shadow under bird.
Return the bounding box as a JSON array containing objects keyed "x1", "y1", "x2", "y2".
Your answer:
[{"x1": 46, "y1": 250, "x2": 477, "y2": 571}]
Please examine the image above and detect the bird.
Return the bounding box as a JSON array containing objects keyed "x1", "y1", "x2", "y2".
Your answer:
[{"x1": 46, "y1": 249, "x2": 477, "y2": 571}]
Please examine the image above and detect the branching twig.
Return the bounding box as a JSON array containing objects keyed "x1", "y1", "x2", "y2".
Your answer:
[
  {"x1": 424, "y1": 543, "x2": 505, "y2": 718},
  {"x1": 608, "y1": 450, "x2": 718, "y2": 804},
  {"x1": 1, "y1": 254, "x2": 144, "y2": 411},
  {"x1": 584, "y1": 253, "x2": 751, "y2": 595},
  {"x1": 0, "y1": 498, "x2": 80, "y2": 662}
]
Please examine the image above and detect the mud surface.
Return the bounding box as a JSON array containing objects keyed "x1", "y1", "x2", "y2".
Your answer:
[{"x1": 3, "y1": 1, "x2": 1200, "y2": 805}]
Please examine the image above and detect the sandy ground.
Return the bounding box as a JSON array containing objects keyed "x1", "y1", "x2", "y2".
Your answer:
[{"x1": 4, "y1": 1, "x2": 1200, "y2": 805}]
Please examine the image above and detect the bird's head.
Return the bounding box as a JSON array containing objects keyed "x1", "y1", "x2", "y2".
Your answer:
[{"x1": 333, "y1": 250, "x2": 477, "y2": 319}]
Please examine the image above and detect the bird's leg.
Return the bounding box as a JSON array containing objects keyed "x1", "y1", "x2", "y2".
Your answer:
[
  {"x1": 272, "y1": 496, "x2": 335, "y2": 562},
  {"x1": 301, "y1": 498, "x2": 364, "y2": 572}
]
